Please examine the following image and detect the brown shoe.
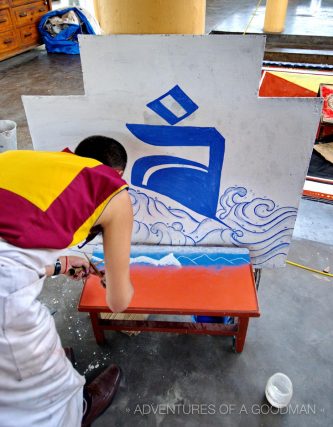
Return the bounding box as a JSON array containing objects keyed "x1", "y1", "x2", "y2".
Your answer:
[{"x1": 82, "y1": 364, "x2": 121, "y2": 427}]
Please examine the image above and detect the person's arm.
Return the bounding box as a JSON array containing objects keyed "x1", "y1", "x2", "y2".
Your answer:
[
  {"x1": 45, "y1": 255, "x2": 90, "y2": 278},
  {"x1": 98, "y1": 189, "x2": 134, "y2": 312}
]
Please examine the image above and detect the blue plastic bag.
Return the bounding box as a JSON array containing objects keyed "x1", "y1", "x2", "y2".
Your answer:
[{"x1": 39, "y1": 7, "x2": 99, "y2": 54}]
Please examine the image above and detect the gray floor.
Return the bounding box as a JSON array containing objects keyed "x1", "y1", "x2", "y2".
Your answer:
[
  {"x1": 207, "y1": 0, "x2": 333, "y2": 36},
  {"x1": 1, "y1": 1, "x2": 333, "y2": 426}
]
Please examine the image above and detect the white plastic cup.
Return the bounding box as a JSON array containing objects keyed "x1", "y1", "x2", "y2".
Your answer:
[
  {"x1": 0, "y1": 120, "x2": 17, "y2": 152},
  {"x1": 265, "y1": 373, "x2": 293, "y2": 408}
]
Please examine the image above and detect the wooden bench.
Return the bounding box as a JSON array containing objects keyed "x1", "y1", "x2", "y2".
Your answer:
[{"x1": 78, "y1": 246, "x2": 260, "y2": 353}]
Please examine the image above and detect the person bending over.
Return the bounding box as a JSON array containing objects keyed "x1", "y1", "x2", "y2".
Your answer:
[{"x1": 0, "y1": 135, "x2": 133, "y2": 427}]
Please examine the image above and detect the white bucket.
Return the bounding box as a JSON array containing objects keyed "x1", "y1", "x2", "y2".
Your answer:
[{"x1": 0, "y1": 120, "x2": 17, "y2": 152}]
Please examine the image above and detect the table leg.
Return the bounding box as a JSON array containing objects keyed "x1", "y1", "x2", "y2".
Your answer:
[
  {"x1": 90, "y1": 312, "x2": 106, "y2": 345},
  {"x1": 235, "y1": 317, "x2": 249, "y2": 353}
]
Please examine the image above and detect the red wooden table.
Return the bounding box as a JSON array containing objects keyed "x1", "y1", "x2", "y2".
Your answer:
[{"x1": 78, "y1": 249, "x2": 260, "y2": 353}]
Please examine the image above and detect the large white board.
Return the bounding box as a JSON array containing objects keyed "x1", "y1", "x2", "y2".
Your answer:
[{"x1": 23, "y1": 35, "x2": 322, "y2": 267}]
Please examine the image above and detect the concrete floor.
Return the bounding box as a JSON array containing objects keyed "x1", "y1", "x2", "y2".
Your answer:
[
  {"x1": 207, "y1": 0, "x2": 333, "y2": 36},
  {"x1": 1, "y1": 1, "x2": 333, "y2": 426}
]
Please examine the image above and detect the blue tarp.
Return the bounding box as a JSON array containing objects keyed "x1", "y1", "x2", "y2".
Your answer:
[{"x1": 39, "y1": 7, "x2": 97, "y2": 54}]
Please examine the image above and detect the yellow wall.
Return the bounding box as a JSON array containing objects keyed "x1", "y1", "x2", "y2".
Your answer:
[{"x1": 94, "y1": 0, "x2": 206, "y2": 35}]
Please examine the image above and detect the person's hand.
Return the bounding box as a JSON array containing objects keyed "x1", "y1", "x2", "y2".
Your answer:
[{"x1": 61, "y1": 255, "x2": 90, "y2": 280}]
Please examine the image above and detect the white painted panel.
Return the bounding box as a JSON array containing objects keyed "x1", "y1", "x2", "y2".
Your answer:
[
  {"x1": 22, "y1": 35, "x2": 322, "y2": 268},
  {"x1": 79, "y1": 35, "x2": 265, "y2": 98}
]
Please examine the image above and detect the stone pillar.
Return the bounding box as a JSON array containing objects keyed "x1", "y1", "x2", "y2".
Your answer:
[
  {"x1": 93, "y1": 0, "x2": 206, "y2": 35},
  {"x1": 264, "y1": 0, "x2": 288, "y2": 33}
]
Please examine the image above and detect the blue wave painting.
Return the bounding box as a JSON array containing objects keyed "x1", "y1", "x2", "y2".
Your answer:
[{"x1": 129, "y1": 187, "x2": 298, "y2": 268}]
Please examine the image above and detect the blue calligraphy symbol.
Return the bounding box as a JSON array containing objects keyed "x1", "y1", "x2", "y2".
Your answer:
[
  {"x1": 126, "y1": 85, "x2": 225, "y2": 220},
  {"x1": 146, "y1": 85, "x2": 199, "y2": 125}
]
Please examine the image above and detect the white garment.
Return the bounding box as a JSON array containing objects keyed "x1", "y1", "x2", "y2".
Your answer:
[
  {"x1": 0, "y1": 243, "x2": 85, "y2": 427},
  {"x1": 0, "y1": 238, "x2": 63, "y2": 280}
]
